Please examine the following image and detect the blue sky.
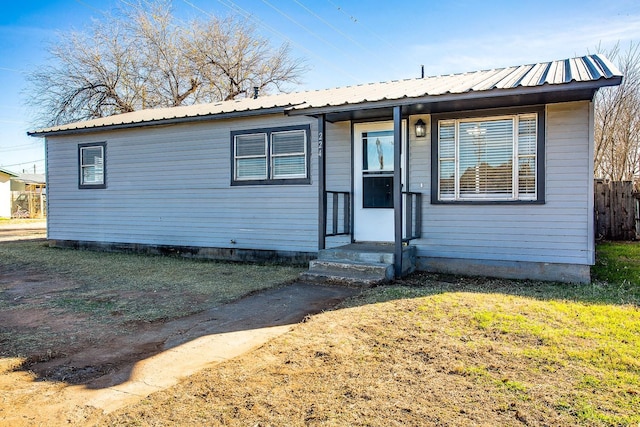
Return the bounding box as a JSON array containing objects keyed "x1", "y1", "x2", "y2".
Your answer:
[{"x1": 1, "y1": 0, "x2": 640, "y2": 173}]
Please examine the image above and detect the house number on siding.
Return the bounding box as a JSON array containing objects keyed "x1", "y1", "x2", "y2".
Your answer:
[{"x1": 318, "y1": 131, "x2": 323, "y2": 157}]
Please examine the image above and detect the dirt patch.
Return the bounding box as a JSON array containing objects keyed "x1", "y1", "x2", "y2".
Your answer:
[
  {"x1": 4, "y1": 234, "x2": 636, "y2": 426},
  {"x1": 0, "y1": 267, "x2": 165, "y2": 383},
  {"x1": 2, "y1": 271, "x2": 81, "y2": 303},
  {"x1": 101, "y1": 285, "x2": 640, "y2": 427},
  {"x1": 0, "y1": 307, "x2": 88, "y2": 346},
  {"x1": 0, "y1": 251, "x2": 358, "y2": 426}
]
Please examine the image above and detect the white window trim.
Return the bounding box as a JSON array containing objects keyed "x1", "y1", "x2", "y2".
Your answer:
[
  {"x1": 234, "y1": 132, "x2": 268, "y2": 181},
  {"x1": 78, "y1": 142, "x2": 106, "y2": 189}
]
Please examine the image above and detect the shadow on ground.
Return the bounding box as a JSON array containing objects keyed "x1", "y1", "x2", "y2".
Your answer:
[{"x1": 20, "y1": 282, "x2": 360, "y2": 389}]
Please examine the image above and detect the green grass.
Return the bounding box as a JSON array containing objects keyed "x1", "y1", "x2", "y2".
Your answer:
[
  {"x1": 338, "y1": 284, "x2": 640, "y2": 425},
  {"x1": 328, "y1": 242, "x2": 640, "y2": 425},
  {"x1": 105, "y1": 270, "x2": 640, "y2": 426},
  {"x1": 592, "y1": 242, "x2": 640, "y2": 303},
  {"x1": 381, "y1": 241, "x2": 640, "y2": 307},
  {"x1": 3, "y1": 240, "x2": 640, "y2": 425}
]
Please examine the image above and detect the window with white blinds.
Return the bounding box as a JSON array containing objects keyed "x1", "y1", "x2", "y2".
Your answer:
[
  {"x1": 232, "y1": 125, "x2": 309, "y2": 184},
  {"x1": 438, "y1": 113, "x2": 538, "y2": 201},
  {"x1": 235, "y1": 133, "x2": 267, "y2": 180},
  {"x1": 271, "y1": 130, "x2": 307, "y2": 178},
  {"x1": 78, "y1": 142, "x2": 106, "y2": 188}
]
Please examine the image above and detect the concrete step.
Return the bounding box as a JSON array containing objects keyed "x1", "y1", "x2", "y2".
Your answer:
[
  {"x1": 300, "y1": 259, "x2": 394, "y2": 287},
  {"x1": 318, "y1": 245, "x2": 395, "y2": 264},
  {"x1": 301, "y1": 243, "x2": 417, "y2": 286}
]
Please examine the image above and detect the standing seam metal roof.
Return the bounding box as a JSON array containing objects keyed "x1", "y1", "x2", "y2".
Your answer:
[{"x1": 29, "y1": 54, "x2": 622, "y2": 136}]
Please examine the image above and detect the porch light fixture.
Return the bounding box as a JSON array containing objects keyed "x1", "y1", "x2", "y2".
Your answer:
[{"x1": 414, "y1": 119, "x2": 426, "y2": 138}]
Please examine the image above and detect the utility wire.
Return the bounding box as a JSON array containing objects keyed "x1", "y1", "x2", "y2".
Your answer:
[
  {"x1": 81, "y1": 0, "x2": 362, "y2": 86},
  {"x1": 74, "y1": 0, "x2": 105, "y2": 13},
  {"x1": 183, "y1": 0, "x2": 361, "y2": 84},
  {"x1": 325, "y1": 0, "x2": 397, "y2": 50},
  {"x1": 259, "y1": 0, "x2": 351, "y2": 59},
  {"x1": 0, "y1": 159, "x2": 45, "y2": 168},
  {"x1": 292, "y1": 0, "x2": 368, "y2": 51},
  {"x1": 292, "y1": 0, "x2": 406, "y2": 77},
  {"x1": 0, "y1": 66, "x2": 22, "y2": 73},
  {"x1": 0, "y1": 144, "x2": 42, "y2": 153}
]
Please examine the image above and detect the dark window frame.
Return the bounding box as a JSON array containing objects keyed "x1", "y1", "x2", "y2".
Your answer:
[
  {"x1": 78, "y1": 142, "x2": 107, "y2": 189},
  {"x1": 230, "y1": 124, "x2": 311, "y2": 186},
  {"x1": 430, "y1": 106, "x2": 545, "y2": 205}
]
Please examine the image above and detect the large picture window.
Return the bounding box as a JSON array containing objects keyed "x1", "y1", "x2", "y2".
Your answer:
[
  {"x1": 232, "y1": 125, "x2": 310, "y2": 185},
  {"x1": 78, "y1": 142, "x2": 106, "y2": 189},
  {"x1": 433, "y1": 109, "x2": 544, "y2": 203}
]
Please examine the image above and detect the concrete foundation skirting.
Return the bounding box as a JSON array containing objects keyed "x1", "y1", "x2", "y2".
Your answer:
[
  {"x1": 48, "y1": 239, "x2": 315, "y2": 265},
  {"x1": 417, "y1": 256, "x2": 591, "y2": 284},
  {"x1": 47, "y1": 240, "x2": 591, "y2": 283}
]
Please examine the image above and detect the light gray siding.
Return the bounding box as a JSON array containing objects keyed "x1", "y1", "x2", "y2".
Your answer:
[
  {"x1": 46, "y1": 114, "x2": 319, "y2": 253},
  {"x1": 409, "y1": 101, "x2": 594, "y2": 266},
  {"x1": 46, "y1": 100, "x2": 595, "y2": 270},
  {"x1": 325, "y1": 121, "x2": 351, "y2": 192}
]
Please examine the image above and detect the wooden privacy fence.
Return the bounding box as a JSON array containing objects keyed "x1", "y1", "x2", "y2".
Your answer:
[{"x1": 594, "y1": 180, "x2": 637, "y2": 240}]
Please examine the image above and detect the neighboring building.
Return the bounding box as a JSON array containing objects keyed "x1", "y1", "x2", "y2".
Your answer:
[
  {"x1": 0, "y1": 168, "x2": 46, "y2": 218},
  {"x1": 0, "y1": 167, "x2": 18, "y2": 218},
  {"x1": 29, "y1": 55, "x2": 622, "y2": 283},
  {"x1": 11, "y1": 173, "x2": 46, "y2": 218}
]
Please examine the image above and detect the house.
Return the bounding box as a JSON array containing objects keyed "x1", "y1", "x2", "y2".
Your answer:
[
  {"x1": 28, "y1": 55, "x2": 622, "y2": 283},
  {"x1": 0, "y1": 167, "x2": 18, "y2": 218},
  {"x1": 11, "y1": 173, "x2": 46, "y2": 218},
  {"x1": 0, "y1": 168, "x2": 46, "y2": 218}
]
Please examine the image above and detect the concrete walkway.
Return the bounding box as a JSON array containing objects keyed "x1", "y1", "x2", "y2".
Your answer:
[
  {"x1": 58, "y1": 282, "x2": 360, "y2": 414},
  {"x1": 0, "y1": 222, "x2": 360, "y2": 416},
  {"x1": 0, "y1": 220, "x2": 46, "y2": 242}
]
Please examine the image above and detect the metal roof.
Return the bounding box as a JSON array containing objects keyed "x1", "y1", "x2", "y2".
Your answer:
[
  {"x1": 0, "y1": 167, "x2": 18, "y2": 177},
  {"x1": 15, "y1": 173, "x2": 46, "y2": 185},
  {"x1": 29, "y1": 54, "x2": 622, "y2": 136}
]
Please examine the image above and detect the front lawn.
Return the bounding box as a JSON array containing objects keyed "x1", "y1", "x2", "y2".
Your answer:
[
  {"x1": 592, "y1": 241, "x2": 640, "y2": 304},
  {"x1": 1, "y1": 240, "x2": 638, "y2": 426},
  {"x1": 0, "y1": 240, "x2": 304, "y2": 358},
  {"x1": 103, "y1": 242, "x2": 640, "y2": 426}
]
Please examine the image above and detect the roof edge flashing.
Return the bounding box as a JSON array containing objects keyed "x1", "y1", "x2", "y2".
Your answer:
[
  {"x1": 28, "y1": 106, "x2": 290, "y2": 137},
  {"x1": 286, "y1": 79, "x2": 617, "y2": 117}
]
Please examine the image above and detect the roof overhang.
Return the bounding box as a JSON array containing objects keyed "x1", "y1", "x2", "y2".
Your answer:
[
  {"x1": 287, "y1": 79, "x2": 620, "y2": 122},
  {"x1": 27, "y1": 106, "x2": 292, "y2": 137},
  {"x1": 28, "y1": 54, "x2": 623, "y2": 137},
  {"x1": 0, "y1": 168, "x2": 18, "y2": 177}
]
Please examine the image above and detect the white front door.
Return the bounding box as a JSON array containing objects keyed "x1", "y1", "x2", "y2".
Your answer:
[{"x1": 353, "y1": 121, "x2": 406, "y2": 242}]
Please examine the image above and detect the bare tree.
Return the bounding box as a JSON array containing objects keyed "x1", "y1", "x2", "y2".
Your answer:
[
  {"x1": 594, "y1": 42, "x2": 640, "y2": 185},
  {"x1": 26, "y1": 0, "x2": 306, "y2": 127},
  {"x1": 185, "y1": 17, "x2": 304, "y2": 101}
]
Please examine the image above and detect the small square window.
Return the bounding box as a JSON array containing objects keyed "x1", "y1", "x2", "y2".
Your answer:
[{"x1": 78, "y1": 142, "x2": 106, "y2": 189}]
